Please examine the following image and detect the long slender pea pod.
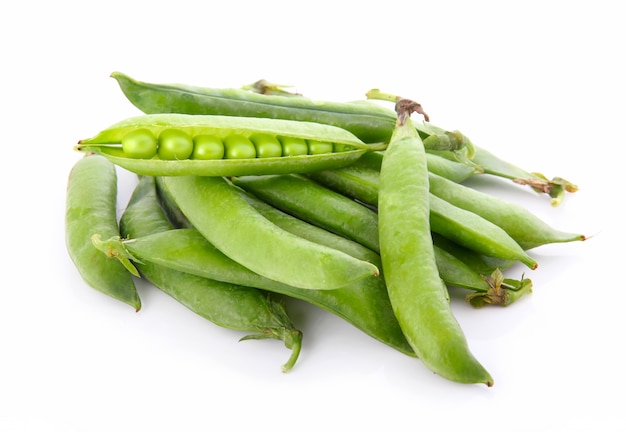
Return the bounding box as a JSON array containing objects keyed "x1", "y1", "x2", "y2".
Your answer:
[
  {"x1": 105, "y1": 227, "x2": 414, "y2": 357},
  {"x1": 153, "y1": 177, "x2": 414, "y2": 351},
  {"x1": 239, "y1": 168, "x2": 538, "y2": 269},
  {"x1": 232, "y1": 174, "x2": 381, "y2": 253},
  {"x1": 428, "y1": 172, "x2": 586, "y2": 250},
  {"x1": 117, "y1": 175, "x2": 302, "y2": 372},
  {"x1": 111, "y1": 71, "x2": 469, "y2": 154},
  {"x1": 159, "y1": 175, "x2": 379, "y2": 290},
  {"x1": 241, "y1": 186, "x2": 526, "y2": 303},
  {"x1": 429, "y1": 194, "x2": 538, "y2": 270},
  {"x1": 75, "y1": 113, "x2": 381, "y2": 177},
  {"x1": 65, "y1": 154, "x2": 141, "y2": 311},
  {"x1": 378, "y1": 99, "x2": 493, "y2": 386},
  {"x1": 306, "y1": 164, "x2": 542, "y2": 268}
]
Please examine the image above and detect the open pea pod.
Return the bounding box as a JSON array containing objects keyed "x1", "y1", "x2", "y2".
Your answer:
[{"x1": 76, "y1": 113, "x2": 383, "y2": 177}]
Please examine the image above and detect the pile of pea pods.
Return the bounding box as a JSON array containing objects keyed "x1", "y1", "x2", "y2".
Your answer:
[{"x1": 65, "y1": 72, "x2": 586, "y2": 386}]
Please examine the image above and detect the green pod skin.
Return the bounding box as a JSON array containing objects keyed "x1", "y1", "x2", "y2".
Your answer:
[
  {"x1": 75, "y1": 113, "x2": 378, "y2": 177},
  {"x1": 357, "y1": 150, "x2": 480, "y2": 184},
  {"x1": 256, "y1": 166, "x2": 537, "y2": 268},
  {"x1": 160, "y1": 175, "x2": 380, "y2": 290},
  {"x1": 428, "y1": 173, "x2": 586, "y2": 250},
  {"x1": 247, "y1": 187, "x2": 504, "y2": 295},
  {"x1": 111, "y1": 71, "x2": 465, "y2": 148},
  {"x1": 378, "y1": 108, "x2": 493, "y2": 386},
  {"x1": 238, "y1": 191, "x2": 382, "y2": 267},
  {"x1": 232, "y1": 174, "x2": 381, "y2": 253},
  {"x1": 429, "y1": 194, "x2": 538, "y2": 269},
  {"x1": 432, "y1": 233, "x2": 515, "y2": 276},
  {"x1": 65, "y1": 154, "x2": 140, "y2": 311},
  {"x1": 118, "y1": 228, "x2": 414, "y2": 357},
  {"x1": 119, "y1": 175, "x2": 303, "y2": 372},
  {"x1": 153, "y1": 176, "x2": 412, "y2": 353},
  {"x1": 306, "y1": 163, "x2": 539, "y2": 269}
]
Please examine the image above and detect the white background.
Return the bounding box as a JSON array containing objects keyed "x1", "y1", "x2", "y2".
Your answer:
[{"x1": 2, "y1": 1, "x2": 624, "y2": 431}]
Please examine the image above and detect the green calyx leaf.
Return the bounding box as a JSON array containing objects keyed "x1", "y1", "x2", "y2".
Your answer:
[{"x1": 90, "y1": 234, "x2": 142, "y2": 277}]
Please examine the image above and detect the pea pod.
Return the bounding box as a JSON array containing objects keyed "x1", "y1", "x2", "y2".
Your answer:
[
  {"x1": 235, "y1": 171, "x2": 538, "y2": 269},
  {"x1": 232, "y1": 174, "x2": 380, "y2": 253},
  {"x1": 111, "y1": 71, "x2": 468, "y2": 151},
  {"x1": 159, "y1": 175, "x2": 380, "y2": 290},
  {"x1": 65, "y1": 154, "x2": 141, "y2": 311},
  {"x1": 307, "y1": 162, "x2": 584, "y2": 252},
  {"x1": 117, "y1": 175, "x2": 303, "y2": 372},
  {"x1": 76, "y1": 113, "x2": 382, "y2": 177},
  {"x1": 109, "y1": 227, "x2": 414, "y2": 356},
  {"x1": 428, "y1": 172, "x2": 586, "y2": 250},
  {"x1": 378, "y1": 99, "x2": 493, "y2": 386}
]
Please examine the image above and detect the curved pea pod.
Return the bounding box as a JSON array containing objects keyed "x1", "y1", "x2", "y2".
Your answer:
[
  {"x1": 65, "y1": 154, "x2": 141, "y2": 311},
  {"x1": 117, "y1": 175, "x2": 303, "y2": 372},
  {"x1": 75, "y1": 113, "x2": 382, "y2": 177},
  {"x1": 428, "y1": 172, "x2": 586, "y2": 250},
  {"x1": 112, "y1": 228, "x2": 414, "y2": 357},
  {"x1": 159, "y1": 175, "x2": 380, "y2": 290},
  {"x1": 305, "y1": 163, "x2": 539, "y2": 269},
  {"x1": 232, "y1": 174, "x2": 381, "y2": 253}
]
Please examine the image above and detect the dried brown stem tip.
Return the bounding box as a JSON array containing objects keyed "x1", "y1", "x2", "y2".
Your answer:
[{"x1": 395, "y1": 98, "x2": 430, "y2": 124}]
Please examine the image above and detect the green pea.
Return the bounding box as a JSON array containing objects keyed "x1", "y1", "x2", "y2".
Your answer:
[
  {"x1": 223, "y1": 135, "x2": 256, "y2": 159},
  {"x1": 333, "y1": 143, "x2": 352, "y2": 153},
  {"x1": 157, "y1": 128, "x2": 193, "y2": 160},
  {"x1": 250, "y1": 133, "x2": 282, "y2": 158},
  {"x1": 307, "y1": 140, "x2": 334, "y2": 155},
  {"x1": 280, "y1": 136, "x2": 307, "y2": 156},
  {"x1": 192, "y1": 134, "x2": 224, "y2": 160},
  {"x1": 121, "y1": 128, "x2": 157, "y2": 159}
]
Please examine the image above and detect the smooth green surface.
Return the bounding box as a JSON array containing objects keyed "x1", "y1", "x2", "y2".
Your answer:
[
  {"x1": 119, "y1": 176, "x2": 303, "y2": 372},
  {"x1": 378, "y1": 115, "x2": 493, "y2": 386},
  {"x1": 65, "y1": 154, "x2": 140, "y2": 310},
  {"x1": 160, "y1": 175, "x2": 380, "y2": 290}
]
